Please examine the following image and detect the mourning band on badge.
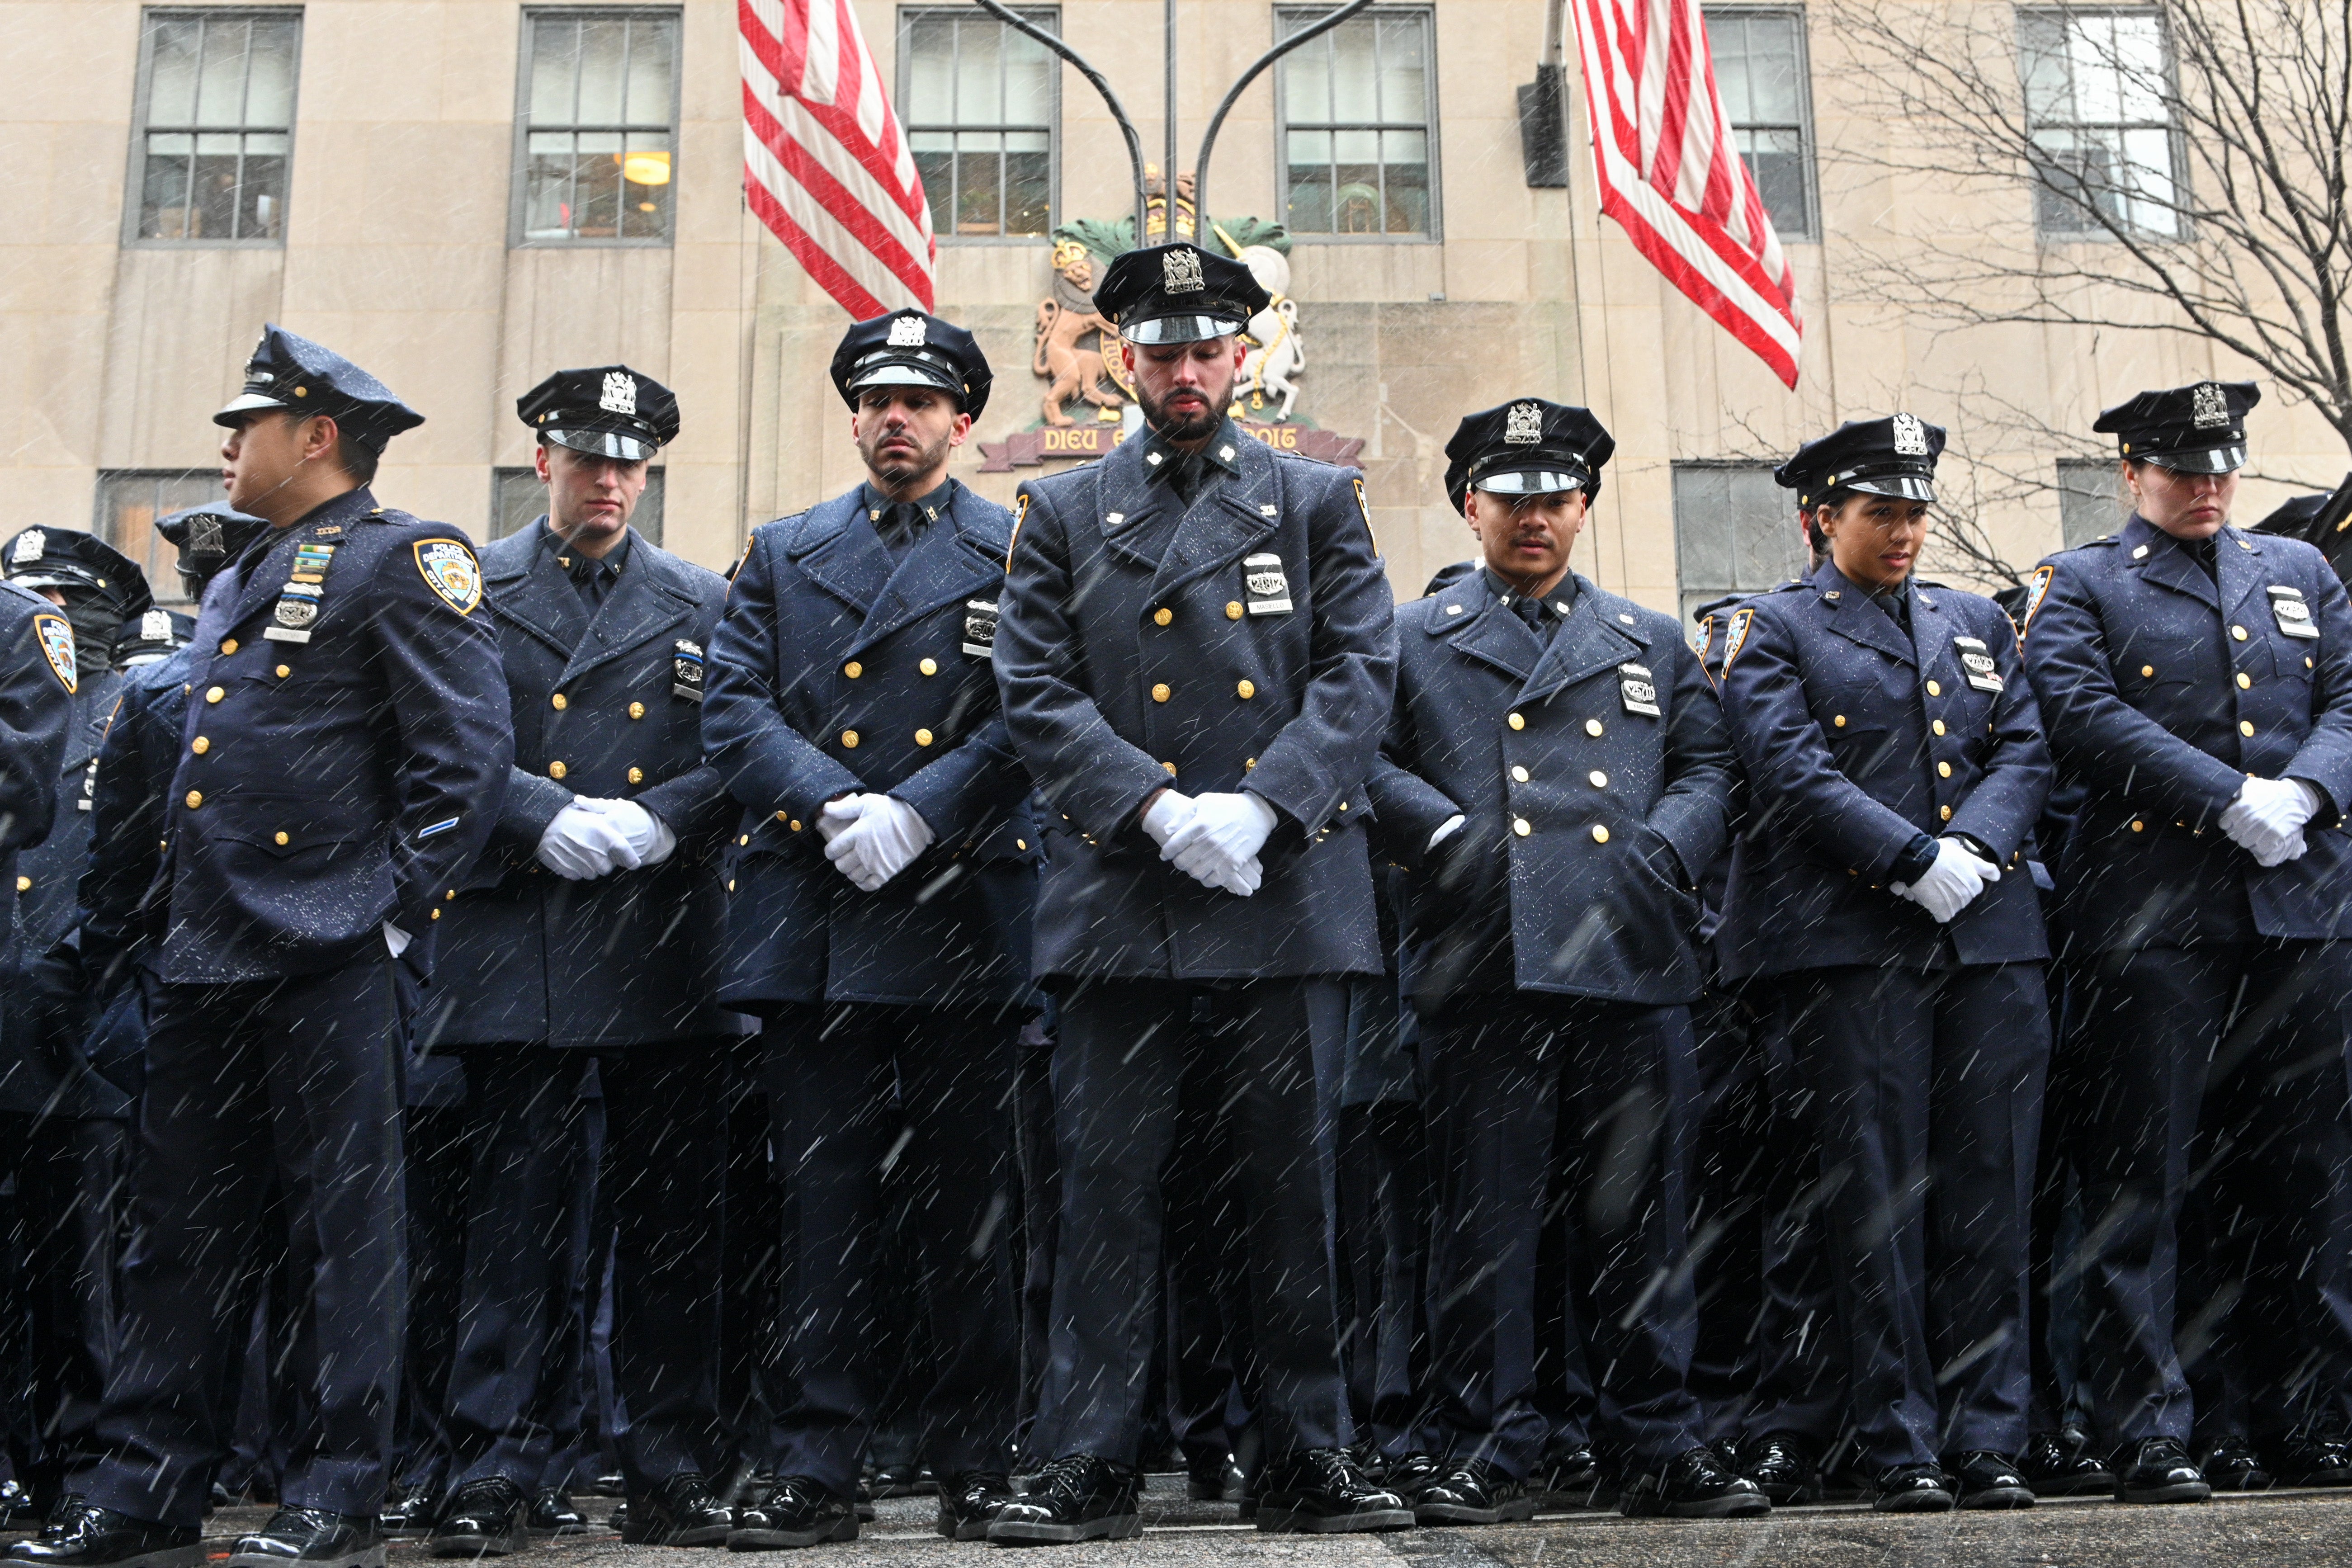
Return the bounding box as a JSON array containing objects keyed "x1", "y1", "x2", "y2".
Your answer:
[
  {"x1": 1244, "y1": 553, "x2": 1292, "y2": 615},
  {"x1": 265, "y1": 541, "x2": 338, "y2": 643},
  {"x1": 673, "y1": 639, "x2": 706, "y2": 701},
  {"x1": 963, "y1": 598, "x2": 1000, "y2": 658},
  {"x1": 2269, "y1": 584, "x2": 2321, "y2": 638},
  {"x1": 1954, "y1": 634, "x2": 2003, "y2": 692},
  {"x1": 1619, "y1": 661, "x2": 1661, "y2": 717}
]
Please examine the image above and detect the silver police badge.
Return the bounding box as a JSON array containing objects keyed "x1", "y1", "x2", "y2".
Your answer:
[
  {"x1": 888, "y1": 315, "x2": 928, "y2": 347},
  {"x1": 673, "y1": 638, "x2": 706, "y2": 699},
  {"x1": 600, "y1": 370, "x2": 638, "y2": 416},
  {"x1": 10, "y1": 530, "x2": 44, "y2": 567},
  {"x1": 276, "y1": 586, "x2": 320, "y2": 629},
  {"x1": 1892, "y1": 412, "x2": 1930, "y2": 456},
  {"x1": 1954, "y1": 634, "x2": 2003, "y2": 692},
  {"x1": 1162, "y1": 247, "x2": 1205, "y2": 294},
  {"x1": 2269, "y1": 584, "x2": 2321, "y2": 638},
  {"x1": 2192, "y1": 382, "x2": 2230, "y2": 429},
  {"x1": 1504, "y1": 403, "x2": 1544, "y2": 445},
  {"x1": 963, "y1": 598, "x2": 1000, "y2": 658},
  {"x1": 1243, "y1": 553, "x2": 1292, "y2": 614},
  {"x1": 1618, "y1": 662, "x2": 1661, "y2": 717}
]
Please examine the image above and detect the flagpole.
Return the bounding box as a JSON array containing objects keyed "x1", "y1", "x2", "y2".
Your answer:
[{"x1": 1165, "y1": 0, "x2": 1179, "y2": 222}]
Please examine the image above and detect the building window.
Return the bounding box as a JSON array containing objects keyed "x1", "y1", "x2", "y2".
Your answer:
[
  {"x1": 515, "y1": 9, "x2": 681, "y2": 245},
  {"x1": 129, "y1": 9, "x2": 301, "y2": 244},
  {"x1": 95, "y1": 470, "x2": 224, "y2": 604},
  {"x1": 1672, "y1": 462, "x2": 1808, "y2": 628},
  {"x1": 1277, "y1": 7, "x2": 1436, "y2": 238},
  {"x1": 899, "y1": 9, "x2": 1058, "y2": 239},
  {"x1": 2056, "y1": 456, "x2": 2121, "y2": 546},
  {"x1": 492, "y1": 468, "x2": 665, "y2": 546},
  {"x1": 1704, "y1": 7, "x2": 1816, "y2": 241},
  {"x1": 2018, "y1": 8, "x2": 2183, "y2": 238}
]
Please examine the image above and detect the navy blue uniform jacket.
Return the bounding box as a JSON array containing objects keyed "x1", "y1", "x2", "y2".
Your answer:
[
  {"x1": 1367, "y1": 571, "x2": 1738, "y2": 1008},
  {"x1": 704, "y1": 483, "x2": 1036, "y2": 1012},
  {"x1": 2021, "y1": 513, "x2": 2352, "y2": 948},
  {"x1": 428, "y1": 523, "x2": 747, "y2": 1048},
  {"x1": 1716, "y1": 562, "x2": 2052, "y2": 980},
  {"x1": 0, "y1": 581, "x2": 76, "y2": 935},
  {"x1": 995, "y1": 427, "x2": 1395, "y2": 982},
  {"x1": 157, "y1": 489, "x2": 513, "y2": 982}
]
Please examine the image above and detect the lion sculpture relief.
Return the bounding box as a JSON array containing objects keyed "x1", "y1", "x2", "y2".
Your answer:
[{"x1": 1034, "y1": 240, "x2": 1124, "y2": 427}]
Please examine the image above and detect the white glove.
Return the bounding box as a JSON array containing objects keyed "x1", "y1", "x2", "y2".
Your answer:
[
  {"x1": 2219, "y1": 775, "x2": 2316, "y2": 867},
  {"x1": 1890, "y1": 836, "x2": 2001, "y2": 924},
  {"x1": 817, "y1": 792, "x2": 865, "y2": 844},
  {"x1": 1140, "y1": 789, "x2": 1197, "y2": 849},
  {"x1": 1161, "y1": 790, "x2": 1278, "y2": 897},
  {"x1": 822, "y1": 793, "x2": 935, "y2": 891},
  {"x1": 536, "y1": 800, "x2": 640, "y2": 879},
  {"x1": 1428, "y1": 814, "x2": 1466, "y2": 852},
  {"x1": 581, "y1": 797, "x2": 676, "y2": 868},
  {"x1": 383, "y1": 921, "x2": 411, "y2": 958}
]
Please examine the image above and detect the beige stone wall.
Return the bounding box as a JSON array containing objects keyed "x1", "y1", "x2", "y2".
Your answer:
[{"x1": 3, "y1": 0, "x2": 2343, "y2": 617}]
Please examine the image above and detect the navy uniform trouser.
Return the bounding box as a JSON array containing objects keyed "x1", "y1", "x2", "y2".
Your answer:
[
  {"x1": 760, "y1": 1003, "x2": 1020, "y2": 1495},
  {"x1": 1030, "y1": 979, "x2": 1352, "y2": 1465},
  {"x1": 1781, "y1": 962, "x2": 2048, "y2": 1471},
  {"x1": 0, "y1": 1112, "x2": 126, "y2": 1507},
  {"x1": 1739, "y1": 990, "x2": 1847, "y2": 1450},
  {"x1": 2064, "y1": 940, "x2": 2352, "y2": 1447},
  {"x1": 81, "y1": 961, "x2": 408, "y2": 1526},
  {"x1": 1418, "y1": 992, "x2": 1706, "y2": 1475}
]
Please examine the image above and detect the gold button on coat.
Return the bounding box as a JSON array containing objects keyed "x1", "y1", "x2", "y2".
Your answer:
[
  {"x1": 2233, "y1": 625, "x2": 2248, "y2": 640},
  {"x1": 740, "y1": 835, "x2": 751, "y2": 845},
  {"x1": 1591, "y1": 824, "x2": 1610, "y2": 843},
  {"x1": 1940, "y1": 805, "x2": 1953, "y2": 821},
  {"x1": 13, "y1": 876, "x2": 26, "y2": 893},
  {"x1": 1510, "y1": 765, "x2": 1529, "y2": 783},
  {"x1": 1931, "y1": 720, "x2": 1945, "y2": 736},
  {"x1": 627, "y1": 767, "x2": 644, "y2": 784},
  {"x1": 184, "y1": 790, "x2": 202, "y2": 808},
  {"x1": 1834, "y1": 715, "x2": 1847, "y2": 727},
  {"x1": 845, "y1": 661, "x2": 862, "y2": 678},
  {"x1": 2132, "y1": 819, "x2": 2145, "y2": 832},
  {"x1": 1154, "y1": 608, "x2": 1173, "y2": 626},
  {"x1": 549, "y1": 761, "x2": 567, "y2": 779},
  {"x1": 790, "y1": 819, "x2": 803, "y2": 831},
  {"x1": 1589, "y1": 770, "x2": 1608, "y2": 788},
  {"x1": 2240, "y1": 720, "x2": 2255, "y2": 736},
  {"x1": 1513, "y1": 817, "x2": 1532, "y2": 836},
  {"x1": 1586, "y1": 718, "x2": 1604, "y2": 737},
  {"x1": 191, "y1": 737, "x2": 209, "y2": 754},
  {"x1": 275, "y1": 665, "x2": 290, "y2": 678},
  {"x1": 1236, "y1": 680, "x2": 1255, "y2": 699},
  {"x1": 629, "y1": 702, "x2": 645, "y2": 719},
  {"x1": 1226, "y1": 601, "x2": 1244, "y2": 620},
  {"x1": 205, "y1": 685, "x2": 224, "y2": 704},
  {"x1": 1507, "y1": 712, "x2": 1525, "y2": 730},
  {"x1": 2141, "y1": 664, "x2": 2156, "y2": 677},
  {"x1": 1163, "y1": 760, "x2": 1178, "y2": 774},
  {"x1": 2237, "y1": 673, "x2": 2252, "y2": 688},
  {"x1": 219, "y1": 639, "x2": 237, "y2": 656},
  {"x1": 915, "y1": 729, "x2": 934, "y2": 746},
  {"x1": 1926, "y1": 680, "x2": 1942, "y2": 696},
  {"x1": 1938, "y1": 761, "x2": 1952, "y2": 778},
  {"x1": 430, "y1": 907, "x2": 440, "y2": 920},
  {"x1": 274, "y1": 831, "x2": 289, "y2": 846},
  {"x1": 551, "y1": 694, "x2": 568, "y2": 710},
  {"x1": 919, "y1": 658, "x2": 937, "y2": 675},
  {"x1": 841, "y1": 730, "x2": 860, "y2": 747},
  {"x1": 1152, "y1": 683, "x2": 1171, "y2": 702}
]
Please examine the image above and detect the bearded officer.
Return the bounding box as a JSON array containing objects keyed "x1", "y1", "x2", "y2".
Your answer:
[
  {"x1": 703, "y1": 311, "x2": 1033, "y2": 1549},
  {"x1": 2022, "y1": 381, "x2": 2352, "y2": 1496},
  {"x1": 6, "y1": 325, "x2": 512, "y2": 1568},
  {"x1": 988, "y1": 241, "x2": 1407, "y2": 1544},
  {"x1": 420, "y1": 366, "x2": 747, "y2": 1555}
]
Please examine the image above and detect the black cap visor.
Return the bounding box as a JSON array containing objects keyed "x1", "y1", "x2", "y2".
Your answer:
[
  {"x1": 845, "y1": 357, "x2": 965, "y2": 406},
  {"x1": 1121, "y1": 312, "x2": 1247, "y2": 345},
  {"x1": 1473, "y1": 467, "x2": 1588, "y2": 498},
  {"x1": 6, "y1": 567, "x2": 106, "y2": 594},
  {"x1": 214, "y1": 390, "x2": 292, "y2": 427},
  {"x1": 2144, "y1": 442, "x2": 2248, "y2": 474},
  {"x1": 1845, "y1": 473, "x2": 1937, "y2": 502},
  {"x1": 545, "y1": 425, "x2": 660, "y2": 462}
]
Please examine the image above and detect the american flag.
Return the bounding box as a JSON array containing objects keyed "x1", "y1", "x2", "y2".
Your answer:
[
  {"x1": 740, "y1": 0, "x2": 938, "y2": 318},
  {"x1": 1566, "y1": 0, "x2": 1804, "y2": 387}
]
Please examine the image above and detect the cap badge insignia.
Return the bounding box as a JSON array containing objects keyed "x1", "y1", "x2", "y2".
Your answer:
[
  {"x1": 413, "y1": 539, "x2": 482, "y2": 616},
  {"x1": 187, "y1": 515, "x2": 223, "y2": 553},
  {"x1": 32, "y1": 614, "x2": 73, "y2": 694},
  {"x1": 11, "y1": 530, "x2": 45, "y2": 566},
  {"x1": 141, "y1": 609, "x2": 172, "y2": 641},
  {"x1": 1504, "y1": 403, "x2": 1544, "y2": 445},
  {"x1": 1162, "y1": 247, "x2": 1205, "y2": 294},
  {"x1": 888, "y1": 315, "x2": 929, "y2": 347},
  {"x1": 1892, "y1": 412, "x2": 1929, "y2": 456},
  {"x1": 2192, "y1": 382, "x2": 2230, "y2": 428},
  {"x1": 600, "y1": 371, "x2": 638, "y2": 417}
]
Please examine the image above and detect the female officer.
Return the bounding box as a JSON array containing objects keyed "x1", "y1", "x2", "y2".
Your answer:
[{"x1": 1715, "y1": 416, "x2": 2054, "y2": 1511}]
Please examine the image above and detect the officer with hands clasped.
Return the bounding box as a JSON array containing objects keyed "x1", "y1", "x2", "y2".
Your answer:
[
  {"x1": 989, "y1": 241, "x2": 1407, "y2": 1544},
  {"x1": 5, "y1": 325, "x2": 513, "y2": 1568},
  {"x1": 2022, "y1": 382, "x2": 2352, "y2": 1495},
  {"x1": 1716, "y1": 416, "x2": 2055, "y2": 1513},
  {"x1": 703, "y1": 312, "x2": 1033, "y2": 1549},
  {"x1": 420, "y1": 366, "x2": 748, "y2": 1555},
  {"x1": 1365, "y1": 401, "x2": 1763, "y2": 1522}
]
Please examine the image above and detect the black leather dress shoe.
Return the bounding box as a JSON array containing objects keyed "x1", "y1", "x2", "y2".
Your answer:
[
  {"x1": 525, "y1": 1494, "x2": 584, "y2": 1537},
  {"x1": 225, "y1": 1508, "x2": 386, "y2": 1568},
  {"x1": 866, "y1": 1464, "x2": 927, "y2": 1500},
  {"x1": 2112, "y1": 1437, "x2": 2211, "y2": 1504},
  {"x1": 725, "y1": 1477, "x2": 855, "y2": 1551},
  {"x1": 1184, "y1": 1454, "x2": 1242, "y2": 1502},
  {"x1": 2200, "y1": 1436, "x2": 2271, "y2": 1491},
  {"x1": 1618, "y1": 1447, "x2": 1771, "y2": 1518},
  {"x1": 2020, "y1": 1430, "x2": 2116, "y2": 1496},
  {"x1": 1738, "y1": 1433, "x2": 1821, "y2": 1506},
  {"x1": 429, "y1": 1480, "x2": 526, "y2": 1559},
  {"x1": 2267, "y1": 1436, "x2": 2352, "y2": 1487},
  {"x1": 933, "y1": 1473, "x2": 1012, "y2": 1542},
  {"x1": 1412, "y1": 1458, "x2": 1533, "y2": 1526},
  {"x1": 0, "y1": 1488, "x2": 40, "y2": 1532},
  {"x1": 850, "y1": 1485, "x2": 872, "y2": 1525},
  {"x1": 622, "y1": 1474, "x2": 735, "y2": 1547},
  {"x1": 3, "y1": 1504, "x2": 203, "y2": 1568},
  {"x1": 1871, "y1": 1464, "x2": 1954, "y2": 1513},
  {"x1": 986, "y1": 1455, "x2": 1144, "y2": 1544},
  {"x1": 1538, "y1": 1445, "x2": 1612, "y2": 1508},
  {"x1": 1382, "y1": 1453, "x2": 1446, "y2": 1506},
  {"x1": 377, "y1": 1482, "x2": 439, "y2": 1539},
  {"x1": 600, "y1": 1503, "x2": 625, "y2": 1534},
  {"x1": 1254, "y1": 1448, "x2": 1413, "y2": 1534},
  {"x1": 1946, "y1": 1452, "x2": 2034, "y2": 1509}
]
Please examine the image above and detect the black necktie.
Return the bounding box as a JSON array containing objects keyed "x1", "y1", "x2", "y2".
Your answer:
[
  {"x1": 1515, "y1": 596, "x2": 1552, "y2": 639},
  {"x1": 876, "y1": 503, "x2": 926, "y2": 561}
]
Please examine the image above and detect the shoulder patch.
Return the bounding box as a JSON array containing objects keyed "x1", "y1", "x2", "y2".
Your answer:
[
  {"x1": 1006, "y1": 492, "x2": 1032, "y2": 571},
  {"x1": 1722, "y1": 606, "x2": 1757, "y2": 670},
  {"x1": 2021, "y1": 564, "x2": 2056, "y2": 631},
  {"x1": 32, "y1": 613, "x2": 75, "y2": 694},
  {"x1": 413, "y1": 539, "x2": 483, "y2": 614},
  {"x1": 1352, "y1": 478, "x2": 1380, "y2": 557}
]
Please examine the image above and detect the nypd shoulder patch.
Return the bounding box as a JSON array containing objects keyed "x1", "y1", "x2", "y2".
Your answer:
[
  {"x1": 414, "y1": 539, "x2": 483, "y2": 615},
  {"x1": 32, "y1": 613, "x2": 74, "y2": 694},
  {"x1": 1722, "y1": 606, "x2": 1756, "y2": 670},
  {"x1": 2021, "y1": 563, "x2": 2056, "y2": 633},
  {"x1": 1353, "y1": 478, "x2": 1380, "y2": 557}
]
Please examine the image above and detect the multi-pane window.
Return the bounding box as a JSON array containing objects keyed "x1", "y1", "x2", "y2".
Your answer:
[
  {"x1": 1277, "y1": 8, "x2": 1436, "y2": 238},
  {"x1": 1705, "y1": 8, "x2": 1816, "y2": 241},
  {"x1": 1672, "y1": 462, "x2": 1809, "y2": 629},
  {"x1": 516, "y1": 9, "x2": 681, "y2": 244},
  {"x1": 899, "y1": 9, "x2": 1058, "y2": 238},
  {"x1": 2019, "y1": 8, "x2": 2183, "y2": 238},
  {"x1": 131, "y1": 10, "x2": 300, "y2": 243},
  {"x1": 95, "y1": 470, "x2": 225, "y2": 604},
  {"x1": 2056, "y1": 456, "x2": 2121, "y2": 546},
  {"x1": 492, "y1": 468, "x2": 666, "y2": 546}
]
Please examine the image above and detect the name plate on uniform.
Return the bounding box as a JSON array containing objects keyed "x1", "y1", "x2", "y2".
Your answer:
[
  {"x1": 1618, "y1": 662, "x2": 1660, "y2": 717},
  {"x1": 1953, "y1": 635, "x2": 2003, "y2": 692},
  {"x1": 2270, "y1": 585, "x2": 2321, "y2": 638},
  {"x1": 1243, "y1": 553, "x2": 1292, "y2": 615},
  {"x1": 963, "y1": 599, "x2": 999, "y2": 658}
]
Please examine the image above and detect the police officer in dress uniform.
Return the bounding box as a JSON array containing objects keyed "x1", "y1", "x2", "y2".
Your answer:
[
  {"x1": 1716, "y1": 416, "x2": 2055, "y2": 1513},
  {"x1": 418, "y1": 366, "x2": 748, "y2": 1555},
  {"x1": 1364, "y1": 401, "x2": 1762, "y2": 1523},
  {"x1": 704, "y1": 312, "x2": 1034, "y2": 1549},
  {"x1": 0, "y1": 529, "x2": 159, "y2": 1529},
  {"x1": 988, "y1": 241, "x2": 1410, "y2": 1544},
  {"x1": 6, "y1": 325, "x2": 513, "y2": 1568},
  {"x1": 2021, "y1": 381, "x2": 2352, "y2": 1494}
]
